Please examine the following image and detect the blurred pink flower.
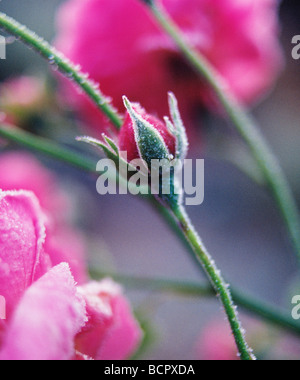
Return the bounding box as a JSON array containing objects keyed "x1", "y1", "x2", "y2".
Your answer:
[
  {"x1": 0, "y1": 152, "x2": 69, "y2": 221},
  {"x1": 76, "y1": 280, "x2": 143, "y2": 360},
  {"x1": 0, "y1": 190, "x2": 142, "y2": 360},
  {"x1": 0, "y1": 76, "x2": 47, "y2": 125},
  {"x1": 55, "y1": 0, "x2": 283, "y2": 131},
  {"x1": 195, "y1": 318, "x2": 300, "y2": 360},
  {"x1": 0, "y1": 151, "x2": 86, "y2": 283},
  {"x1": 195, "y1": 320, "x2": 238, "y2": 361},
  {"x1": 0, "y1": 112, "x2": 14, "y2": 127},
  {"x1": 269, "y1": 334, "x2": 300, "y2": 360}
]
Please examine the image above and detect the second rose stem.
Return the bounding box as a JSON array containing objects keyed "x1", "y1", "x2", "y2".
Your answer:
[
  {"x1": 143, "y1": 0, "x2": 300, "y2": 266},
  {"x1": 171, "y1": 204, "x2": 256, "y2": 361}
]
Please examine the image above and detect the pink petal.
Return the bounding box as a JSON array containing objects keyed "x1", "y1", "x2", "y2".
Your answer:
[
  {"x1": 0, "y1": 152, "x2": 70, "y2": 222},
  {"x1": 45, "y1": 226, "x2": 88, "y2": 285},
  {"x1": 0, "y1": 263, "x2": 87, "y2": 360},
  {"x1": 97, "y1": 293, "x2": 143, "y2": 360},
  {"x1": 0, "y1": 190, "x2": 50, "y2": 317},
  {"x1": 196, "y1": 320, "x2": 238, "y2": 361},
  {"x1": 76, "y1": 279, "x2": 142, "y2": 360},
  {"x1": 0, "y1": 152, "x2": 89, "y2": 285},
  {"x1": 55, "y1": 0, "x2": 283, "y2": 132}
]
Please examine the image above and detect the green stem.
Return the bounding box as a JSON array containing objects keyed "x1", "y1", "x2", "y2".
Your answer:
[
  {"x1": 171, "y1": 205, "x2": 255, "y2": 360},
  {"x1": 0, "y1": 125, "x2": 96, "y2": 173},
  {"x1": 0, "y1": 12, "x2": 123, "y2": 129},
  {"x1": 231, "y1": 289, "x2": 300, "y2": 338},
  {"x1": 90, "y1": 270, "x2": 300, "y2": 338},
  {"x1": 144, "y1": 1, "x2": 300, "y2": 265},
  {"x1": 0, "y1": 124, "x2": 131, "y2": 190},
  {"x1": 90, "y1": 269, "x2": 213, "y2": 297}
]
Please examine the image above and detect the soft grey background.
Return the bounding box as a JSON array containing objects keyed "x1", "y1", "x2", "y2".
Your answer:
[{"x1": 0, "y1": 0, "x2": 300, "y2": 359}]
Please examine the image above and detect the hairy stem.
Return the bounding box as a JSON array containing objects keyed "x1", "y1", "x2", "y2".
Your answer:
[
  {"x1": 0, "y1": 12, "x2": 123, "y2": 129},
  {"x1": 0, "y1": 125, "x2": 96, "y2": 173},
  {"x1": 171, "y1": 205, "x2": 255, "y2": 360},
  {"x1": 90, "y1": 270, "x2": 300, "y2": 338}
]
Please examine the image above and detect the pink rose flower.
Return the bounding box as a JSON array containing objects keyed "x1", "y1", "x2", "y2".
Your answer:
[
  {"x1": 0, "y1": 191, "x2": 50, "y2": 320},
  {"x1": 0, "y1": 190, "x2": 142, "y2": 360},
  {"x1": 76, "y1": 280, "x2": 143, "y2": 360},
  {"x1": 195, "y1": 318, "x2": 300, "y2": 360},
  {"x1": 0, "y1": 152, "x2": 86, "y2": 283},
  {"x1": 55, "y1": 0, "x2": 283, "y2": 131},
  {"x1": 0, "y1": 76, "x2": 45, "y2": 110},
  {"x1": 0, "y1": 76, "x2": 47, "y2": 126},
  {"x1": 0, "y1": 152, "x2": 69, "y2": 221},
  {"x1": 195, "y1": 320, "x2": 238, "y2": 361}
]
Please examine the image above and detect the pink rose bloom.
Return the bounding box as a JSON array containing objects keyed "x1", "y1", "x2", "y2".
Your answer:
[
  {"x1": 0, "y1": 114, "x2": 16, "y2": 148},
  {"x1": 195, "y1": 318, "x2": 296, "y2": 360},
  {"x1": 269, "y1": 335, "x2": 300, "y2": 360},
  {"x1": 0, "y1": 76, "x2": 45, "y2": 110},
  {"x1": 55, "y1": 0, "x2": 283, "y2": 131},
  {"x1": 0, "y1": 112, "x2": 15, "y2": 127},
  {"x1": 0, "y1": 152, "x2": 69, "y2": 221},
  {"x1": 0, "y1": 76, "x2": 47, "y2": 126},
  {"x1": 76, "y1": 280, "x2": 143, "y2": 360},
  {"x1": 0, "y1": 152, "x2": 86, "y2": 283},
  {"x1": 0, "y1": 190, "x2": 142, "y2": 360},
  {"x1": 196, "y1": 320, "x2": 238, "y2": 361}
]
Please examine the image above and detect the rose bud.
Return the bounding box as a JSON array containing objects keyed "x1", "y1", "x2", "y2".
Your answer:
[
  {"x1": 119, "y1": 94, "x2": 188, "y2": 208},
  {"x1": 77, "y1": 93, "x2": 188, "y2": 209},
  {"x1": 119, "y1": 102, "x2": 176, "y2": 163},
  {"x1": 120, "y1": 93, "x2": 188, "y2": 164}
]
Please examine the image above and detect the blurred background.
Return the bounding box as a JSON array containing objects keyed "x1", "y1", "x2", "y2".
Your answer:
[{"x1": 0, "y1": 0, "x2": 300, "y2": 360}]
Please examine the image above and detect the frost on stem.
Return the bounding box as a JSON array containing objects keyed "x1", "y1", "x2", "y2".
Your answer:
[{"x1": 140, "y1": 0, "x2": 155, "y2": 6}]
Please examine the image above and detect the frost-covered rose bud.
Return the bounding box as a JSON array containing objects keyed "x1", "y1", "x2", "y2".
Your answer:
[
  {"x1": 120, "y1": 93, "x2": 188, "y2": 164},
  {"x1": 119, "y1": 101, "x2": 176, "y2": 164},
  {"x1": 78, "y1": 94, "x2": 188, "y2": 209},
  {"x1": 119, "y1": 94, "x2": 188, "y2": 208}
]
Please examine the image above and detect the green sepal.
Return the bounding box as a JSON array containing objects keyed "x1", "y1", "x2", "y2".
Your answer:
[
  {"x1": 168, "y1": 92, "x2": 188, "y2": 161},
  {"x1": 76, "y1": 136, "x2": 119, "y2": 166},
  {"x1": 123, "y1": 96, "x2": 172, "y2": 168},
  {"x1": 77, "y1": 135, "x2": 144, "y2": 183},
  {"x1": 123, "y1": 96, "x2": 183, "y2": 209}
]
